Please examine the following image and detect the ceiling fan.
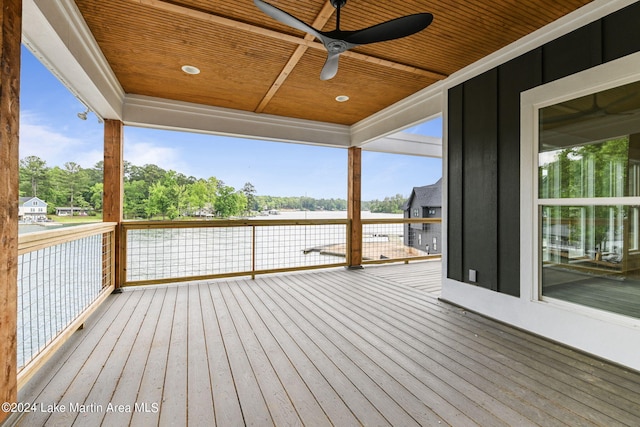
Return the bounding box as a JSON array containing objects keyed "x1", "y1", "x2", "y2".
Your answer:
[{"x1": 254, "y1": 0, "x2": 433, "y2": 80}]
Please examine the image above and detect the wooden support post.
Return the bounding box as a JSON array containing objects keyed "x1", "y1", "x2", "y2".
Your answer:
[
  {"x1": 103, "y1": 120, "x2": 124, "y2": 289},
  {"x1": 348, "y1": 147, "x2": 363, "y2": 268},
  {"x1": 0, "y1": 0, "x2": 22, "y2": 422}
]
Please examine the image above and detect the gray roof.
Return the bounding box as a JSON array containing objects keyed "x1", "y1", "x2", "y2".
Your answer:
[
  {"x1": 19, "y1": 196, "x2": 47, "y2": 205},
  {"x1": 402, "y1": 178, "x2": 442, "y2": 210}
]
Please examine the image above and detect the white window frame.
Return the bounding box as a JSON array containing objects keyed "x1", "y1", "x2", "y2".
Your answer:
[{"x1": 521, "y1": 51, "x2": 640, "y2": 324}]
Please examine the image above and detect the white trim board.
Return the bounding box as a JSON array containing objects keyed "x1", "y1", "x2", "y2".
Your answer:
[{"x1": 23, "y1": 0, "x2": 124, "y2": 119}]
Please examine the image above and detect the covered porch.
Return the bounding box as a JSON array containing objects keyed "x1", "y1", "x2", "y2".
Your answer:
[
  {"x1": 4, "y1": 0, "x2": 640, "y2": 424},
  {"x1": 15, "y1": 262, "x2": 640, "y2": 426}
]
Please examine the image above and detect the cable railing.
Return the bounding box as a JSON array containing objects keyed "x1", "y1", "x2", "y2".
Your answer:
[
  {"x1": 122, "y1": 219, "x2": 350, "y2": 286},
  {"x1": 121, "y1": 217, "x2": 441, "y2": 285},
  {"x1": 17, "y1": 222, "x2": 116, "y2": 387}
]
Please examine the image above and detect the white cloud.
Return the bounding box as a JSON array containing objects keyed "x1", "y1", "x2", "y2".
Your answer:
[
  {"x1": 124, "y1": 140, "x2": 187, "y2": 173},
  {"x1": 19, "y1": 112, "x2": 102, "y2": 168},
  {"x1": 19, "y1": 112, "x2": 188, "y2": 173}
]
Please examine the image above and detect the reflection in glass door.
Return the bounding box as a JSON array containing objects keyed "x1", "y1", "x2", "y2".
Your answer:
[{"x1": 538, "y1": 80, "x2": 640, "y2": 319}]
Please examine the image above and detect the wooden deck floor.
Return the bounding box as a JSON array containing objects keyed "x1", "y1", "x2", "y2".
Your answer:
[
  {"x1": 16, "y1": 262, "x2": 640, "y2": 426},
  {"x1": 363, "y1": 260, "x2": 442, "y2": 296}
]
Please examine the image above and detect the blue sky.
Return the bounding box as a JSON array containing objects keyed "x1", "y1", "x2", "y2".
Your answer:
[{"x1": 19, "y1": 46, "x2": 442, "y2": 200}]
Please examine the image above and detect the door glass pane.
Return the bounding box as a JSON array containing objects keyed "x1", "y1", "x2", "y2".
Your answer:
[
  {"x1": 539, "y1": 80, "x2": 640, "y2": 199},
  {"x1": 541, "y1": 204, "x2": 640, "y2": 319},
  {"x1": 538, "y1": 80, "x2": 640, "y2": 319}
]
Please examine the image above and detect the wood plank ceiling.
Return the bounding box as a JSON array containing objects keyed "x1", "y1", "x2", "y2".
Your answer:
[{"x1": 74, "y1": 0, "x2": 593, "y2": 126}]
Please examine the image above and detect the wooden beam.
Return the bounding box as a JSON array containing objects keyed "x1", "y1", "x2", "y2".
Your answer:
[
  {"x1": 103, "y1": 120, "x2": 124, "y2": 223},
  {"x1": 129, "y1": 0, "x2": 447, "y2": 81},
  {"x1": 341, "y1": 50, "x2": 447, "y2": 80},
  {"x1": 103, "y1": 119, "x2": 124, "y2": 288},
  {"x1": 347, "y1": 147, "x2": 362, "y2": 268},
  {"x1": 0, "y1": 0, "x2": 22, "y2": 421},
  {"x1": 255, "y1": 1, "x2": 335, "y2": 113}
]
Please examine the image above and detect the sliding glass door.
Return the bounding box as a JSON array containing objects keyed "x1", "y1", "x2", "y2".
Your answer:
[{"x1": 537, "y1": 80, "x2": 640, "y2": 319}]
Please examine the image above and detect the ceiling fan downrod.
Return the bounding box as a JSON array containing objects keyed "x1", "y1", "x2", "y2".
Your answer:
[{"x1": 330, "y1": 0, "x2": 346, "y2": 31}]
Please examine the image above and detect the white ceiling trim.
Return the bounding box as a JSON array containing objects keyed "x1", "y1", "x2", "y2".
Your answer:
[
  {"x1": 351, "y1": 86, "x2": 443, "y2": 146},
  {"x1": 361, "y1": 133, "x2": 442, "y2": 158},
  {"x1": 123, "y1": 94, "x2": 352, "y2": 148},
  {"x1": 22, "y1": 0, "x2": 124, "y2": 119}
]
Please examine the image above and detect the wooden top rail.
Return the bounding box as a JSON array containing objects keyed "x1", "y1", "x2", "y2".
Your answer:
[
  {"x1": 18, "y1": 222, "x2": 117, "y2": 256},
  {"x1": 121, "y1": 217, "x2": 441, "y2": 230},
  {"x1": 121, "y1": 219, "x2": 350, "y2": 230}
]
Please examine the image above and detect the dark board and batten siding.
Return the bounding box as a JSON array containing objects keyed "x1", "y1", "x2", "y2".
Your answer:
[
  {"x1": 462, "y1": 70, "x2": 499, "y2": 290},
  {"x1": 447, "y1": 2, "x2": 640, "y2": 296}
]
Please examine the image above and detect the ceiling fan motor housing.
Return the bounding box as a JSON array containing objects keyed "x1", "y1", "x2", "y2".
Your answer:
[
  {"x1": 330, "y1": 0, "x2": 348, "y2": 9},
  {"x1": 327, "y1": 40, "x2": 348, "y2": 53}
]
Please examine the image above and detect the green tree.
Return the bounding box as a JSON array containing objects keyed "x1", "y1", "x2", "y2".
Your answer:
[
  {"x1": 90, "y1": 183, "x2": 104, "y2": 212},
  {"x1": 186, "y1": 179, "x2": 209, "y2": 216},
  {"x1": 206, "y1": 177, "x2": 219, "y2": 210},
  {"x1": 215, "y1": 185, "x2": 247, "y2": 218},
  {"x1": 161, "y1": 170, "x2": 186, "y2": 216},
  {"x1": 59, "y1": 162, "x2": 89, "y2": 214},
  {"x1": 85, "y1": 161, "x2": 104, "y2": 186},
  {"x1": 369, "y1": 194, "x2": 406, "y2": 213},
  {"x1": 20, "y1": 156, "x2": 48, "y2": 197},
  {"x1": 124, "y1": 180, "x2": 149, "y2": 219},
  {"x1": 129, "y1": 164, "x2": 167, "y2": 187},
  {"x1": 242, "y1": 182, "x2": 258, "y2": 213},
  {"x1": 147, "y1": 182, "x2": 171, "y2": 219}
]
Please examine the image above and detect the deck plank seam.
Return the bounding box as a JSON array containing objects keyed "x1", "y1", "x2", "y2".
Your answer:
[
  {"x1": 257, "y1": 276, "x2": 406, "y2": 426},
  {"x1": 264, "y1": 275, "x2": 459, "y2": 426},
  {"x1": 218, "y1": 280, "x2": 307, "y2": 426},
  {"x1": 280, "y1": 273, "x2": 536, "y2": 427},
  {"x1": 319, "y1": 273, "x2": 640, "y2": 424},
  {"x1": 302, "y1": 272, "x2": 601, "y2": 427},
  {"x1": 234, "y1": 278, "x2": 365, "y2": 426}
]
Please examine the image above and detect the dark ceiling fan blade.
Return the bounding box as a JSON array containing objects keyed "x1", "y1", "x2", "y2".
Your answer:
[
  {"x1": 254, "y1": 0, "x2": 433, "y2": 80},
  {"x1": 253, "y1": 0, "x2": 323, "y2": 40},
  {"x1": 320, "y1": 52, "x2": 341, "y2": 81},
  {"x1": 340, "y1": 13, "x2": 433, "y2": 45}
]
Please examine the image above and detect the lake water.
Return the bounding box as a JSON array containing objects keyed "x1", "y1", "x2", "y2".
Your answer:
[{"x1": 125, "y1": 211, "x2": 404, "y2": 282}]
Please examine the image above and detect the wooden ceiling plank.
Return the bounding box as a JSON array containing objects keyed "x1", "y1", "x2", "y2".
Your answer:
[
  {"x1": 129, "y1": 0, "x2": 446, "y2": 80},
  {"x1": 342, "y1": 51, "x2": 447, "y2": 80},
  {"x1": 132, "y1": 0, "x2": 307, "y2": 45},
  {"x1": 255, "y1": 1, "x2": 335, "y2": 113},
  {"x1": 255, "y1": 44, "x2": 308, "y2": 113}
]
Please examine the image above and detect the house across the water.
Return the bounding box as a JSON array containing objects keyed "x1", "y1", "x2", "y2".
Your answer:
[
  {"x1": 18, "y1": 196, "x2": 48, "y2": 222},
  {"x1": 55, "y1": 207, "x2": 90, "y2": 216},
  {"x1": 402, "y1": 179, "x2": 442, "y2": 255}
]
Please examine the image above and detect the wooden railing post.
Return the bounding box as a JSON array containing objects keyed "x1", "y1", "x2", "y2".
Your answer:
[
  {"x1": 103, "y1": 119, "x2": 124, "y2": 290},
  {"x1": 0, "y1": 0, "x2": 22, "y2": 421},
  {"x1": 348, "y1": 147, "x2": 363, "y2": 268}
]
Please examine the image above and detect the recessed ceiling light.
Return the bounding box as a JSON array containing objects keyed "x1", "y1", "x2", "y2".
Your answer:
[
  {"x1": 181, "y1": 65, "x2": 200, "y2": 75},
  {"x1": 335, "y1": 95, "x2": 349, "y2": 102}
]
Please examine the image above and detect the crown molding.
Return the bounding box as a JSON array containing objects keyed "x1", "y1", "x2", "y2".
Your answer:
[
  {"x1": 22, "y1": 0, "x2": 124, "y2": 119},
  {"x1": 360, "y1": 133, "x2": 442, "y2": 157},
  {"x1": 123, "y1": 94, "x2": 351, "y2": 148}
]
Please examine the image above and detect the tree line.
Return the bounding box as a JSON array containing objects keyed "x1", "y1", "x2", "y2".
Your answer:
[{"x1": 19, "y1": 155, "x2": 408, "y2": 219}]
